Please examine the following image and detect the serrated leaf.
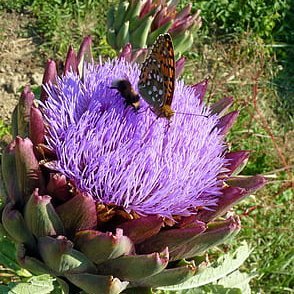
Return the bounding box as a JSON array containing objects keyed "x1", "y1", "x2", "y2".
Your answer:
[
  {"x1": 51, "y1": 277, "x2": 69, "y2": 294},
  {"x1": 7, "y1": 274, "x2": 55, "y2": 294},
  {"x1": 157, "y1": 242, "x2": 251, "y2": 291},
  {"x1": 216, "y1": 270, "x2": 253, "y2": 294}
]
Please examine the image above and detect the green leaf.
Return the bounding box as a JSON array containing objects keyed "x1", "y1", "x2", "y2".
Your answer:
[
  {"x1": 6, "y1": 274, "x2": 56, "y2": 294},
  {"x1": 157, "y1": 242, "x2": 251, "y2": 291},
  {"x1": 0, "y1": 225, "x2": 21, "y2": 271},
  {"x1": 215, "y1": 270, "x2": 253, "y2": 294}
]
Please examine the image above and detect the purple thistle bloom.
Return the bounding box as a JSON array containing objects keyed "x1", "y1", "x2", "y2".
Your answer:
[{"x1": 43, "y1": 58, "x2": 227, "y2": 218}]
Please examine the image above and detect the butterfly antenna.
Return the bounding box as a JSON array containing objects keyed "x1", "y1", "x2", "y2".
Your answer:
[{"x1": 175, "y1": 112, "x2": 209, "y2": 118}]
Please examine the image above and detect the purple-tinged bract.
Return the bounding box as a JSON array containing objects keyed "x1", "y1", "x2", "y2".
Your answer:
[{"x1": 43, "y1": 58, "x2": 227, "y2": 218}]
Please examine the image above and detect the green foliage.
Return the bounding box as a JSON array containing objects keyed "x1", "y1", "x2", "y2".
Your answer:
[
  {"x1": 182, "y1": 30, "x2": 293, "y2": 293},
  {"x1": 156, "y1": 242, "x2": 252, "y2": 293},
  {"x1": 184, "y1": 0, "x2": 291, "y2": 41},
  {"x1": 29, "y1": 0, "x2": 113, "y2": 56},
  {"x1": 0, "y1": 0, "x2": 116, "y2": 57},
  {"x1": 1, "y1": 274, "x2": 59, "y2": 294},
  {"x1": 0, "y1": 120, "x2": 10, "y2": 138},
  {"x1": 237, "y1": 185, "x2": 294, "y2": 292},
  {"x1": 0, "y1": 0, "x2": 33, "y2": 12}
]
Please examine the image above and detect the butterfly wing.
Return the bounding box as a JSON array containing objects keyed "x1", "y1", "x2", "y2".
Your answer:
[{"x1": 138, "y1": 34, "x2": 175, "y2": 110}]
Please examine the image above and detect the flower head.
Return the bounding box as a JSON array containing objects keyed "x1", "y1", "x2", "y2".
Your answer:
[
  {"x1": 1, "y1": 37, "x2": 266, "y2": 293},
  {"x1": 43, "y1": 58, "x2": 227, "y2": 218}
]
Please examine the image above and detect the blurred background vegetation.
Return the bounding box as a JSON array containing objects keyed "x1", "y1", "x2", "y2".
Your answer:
[{"x1": 0, "y1": 0, "x2": 293, "y2": 293}]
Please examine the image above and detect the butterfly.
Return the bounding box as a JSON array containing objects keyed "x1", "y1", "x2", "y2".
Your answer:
[
  {"x1": 111, "y1": 79, "x2": 140, "y2": 110},
  {"x1": 138, "y1": 33, "x2": 175, "y2": 120}
]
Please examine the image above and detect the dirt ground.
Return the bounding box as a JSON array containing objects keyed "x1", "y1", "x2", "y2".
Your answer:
[{"x1": 0, "y1": 11, "x2": 44, "y2": 122}]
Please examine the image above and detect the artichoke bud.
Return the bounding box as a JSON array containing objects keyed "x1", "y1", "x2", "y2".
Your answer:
[
  {"x1": 175, "y1": 3, "x2": 192, "y2": 20},
  {"x1": 129, "y1": 6, "x2": 156, "y2": 33},
  {"x1": 24, "y1": 189, "x2": 64, "y2": 237},
  {"x1": 175, "y1": 56, "x2": 186, "y2": 78}
]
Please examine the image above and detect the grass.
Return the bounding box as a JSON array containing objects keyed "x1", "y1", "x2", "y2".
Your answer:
[
  {"x1": 0, "y1": 1, "x2": 293, "y2": 293},
  {"x1": 182, "y1": 32, "x2": 293, "y2": 293}
]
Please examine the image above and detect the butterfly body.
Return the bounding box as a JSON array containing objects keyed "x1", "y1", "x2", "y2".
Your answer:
[{"x1": 138, "y1": 34, "x2": 175, "y2": 120}]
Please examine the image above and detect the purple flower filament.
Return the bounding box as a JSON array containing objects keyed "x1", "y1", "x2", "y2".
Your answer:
[{"x1": 43, "y1": 58, "x2": 227, "y2": 218}]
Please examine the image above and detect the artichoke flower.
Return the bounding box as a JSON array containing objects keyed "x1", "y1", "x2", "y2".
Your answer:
[
  {"x1": 0, "y1": 36, "x2": 266, "y2": 293},
  {"x1": 107, "y1": 0, "x2": 202, "y2": 56}
]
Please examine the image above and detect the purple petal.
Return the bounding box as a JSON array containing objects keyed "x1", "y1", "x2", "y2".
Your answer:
[
  {"x1": 77, "y1": 35, "x2": 93, "y2": 65},
  {"x1": 56, "y1": 192, "x2": 97, "y2": 237},
  {"x1": 41, "y1": 60, "x2": 57, "y2": 102},
  {"x1": 17, "y1": 86, "x2": 35, "y2": 137},
  {"x1": 139, "y1": 0, "x2": 152, "y2": 18},
  {"x1": 29, "y1": 105, "x2": 45, "y2": 147},
  {"x1": 119, "y1": 43, "x2": 132, "y2": 62},
  {"x1": 215, "y1": 111, "x2": 239, "y2": 135},
  {"x1": 226, "y1": 175, "x2": 267, "y2": 191},
  {"x1": 197, "y1": 187, "x2": 247, "y2": 222},
  {"x1": 171, "y1": 215, "x2": 241, "y2": 260},
  {"x1": 1, "y1": 141, "x2": 22, "y2": 204},
  {"x1": 175, "y1": 56, "x2": 185, "y2": 78},
  {"x1": 224, "y1": 150, "x2": 250, "y2": 176},
  {"x1": 175, "y1": 3, "x2": 192, "y2": 21},
  {"x1": 118, "y1": 215, "x2": 164, "y2": 244},
  {"x1": 210, "y1": 97, "x2": 234, "y2": 116},
  {"x1": 190, "y1": 79, "x2": 208, "y2": 102},
  {"x1": 47, "y1": 173, "x2": 71, "y2": 202},
  {"x1": 64, "y1": 46, "x2": 78, "y2": 75},
  {"x1": 15, "y1": 137, "x2": 44, "y2": 201}
]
